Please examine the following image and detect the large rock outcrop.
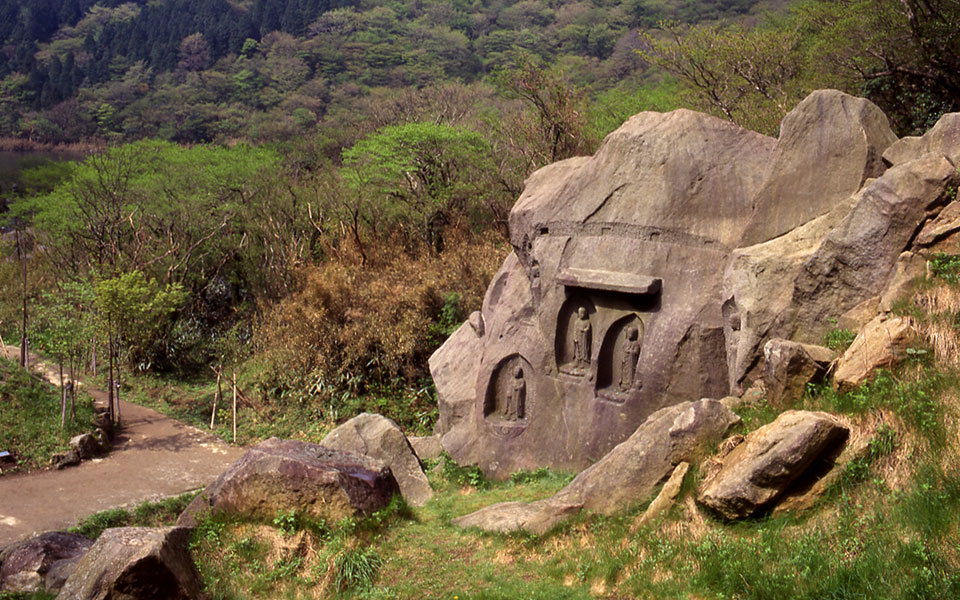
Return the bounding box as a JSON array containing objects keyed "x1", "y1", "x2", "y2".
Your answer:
[
  {"x1": 178, "y1": 438, "x2": 399, "y2": 526},
  {"x1": 432, "y1": 89, "x2": 960, "y2": 477},
  {"x1": 56, "y1": 527, "x2": 202, "y2": 600},
  {"x1": 453, "y1": 399, "x2": 739, "y2": 533},
  {"x1": 433, "y1": 109, "x2": 775, "y2": 478}
]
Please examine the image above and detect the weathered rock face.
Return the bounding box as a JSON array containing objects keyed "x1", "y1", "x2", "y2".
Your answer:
[
  {"x1": 834, "y1": 316, "x2": 914, "y2": 390},
  {"x1": 739, "y1": 90, "x2": 897, "y2": 246},
  {"x1": 321, "y1": 413, "x2": 433, "y2": 507},
  {"x1": 697, "y1": 411, "x2": 849, "y2": 520},
  {"x1": 0, "y1": 532, "x2": 92, "y2": 593},
  {"x1": 178, "y1": 437, "x2": 399, "y2": 527},
  {"x1": 762, "y1": 339, "x2": 835, "y2": 407},
  {"x1": 433, "y1": 109, "x2": 775, "y2": 478},
  {"x1": 432, "y1": 88, "x2": 960, "y2": 477},
  {"x1": 57, "y1": 527, "x2": 202, "y2": 600},
  {"x1": 453, "y1": 399, "x2": 739, "y2": 534}
]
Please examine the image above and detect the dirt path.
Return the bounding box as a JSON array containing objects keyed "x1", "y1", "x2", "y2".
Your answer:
[{"x1": 0, "y1": 347, "x2": 244, "y2": 546}]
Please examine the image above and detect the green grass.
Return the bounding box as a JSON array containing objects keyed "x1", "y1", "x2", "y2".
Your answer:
[
  {"x1": 69, "y1": 491, "x2": 199, "y2": 539},
  {"x1": 0, "y1": 356, "x2": 97, "y2": 473},
  {"x1": 119, "y1": 370, "x2": 438, "y2": 448}
]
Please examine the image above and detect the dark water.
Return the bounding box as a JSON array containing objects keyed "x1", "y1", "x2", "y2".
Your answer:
[{"x1": 0, "y1": 150, "x2": 84, "y2": 195}]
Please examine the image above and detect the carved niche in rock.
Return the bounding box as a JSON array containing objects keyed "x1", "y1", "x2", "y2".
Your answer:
[
  {"x1": 556, "y1": 297, "x2": 596, "y2": 377},
  {"x1": 483, "y1": 354, "x2": 533, "y2": 437},
  {"x1": 596, "y1": 314, "x2": 645, "y2": 402}
]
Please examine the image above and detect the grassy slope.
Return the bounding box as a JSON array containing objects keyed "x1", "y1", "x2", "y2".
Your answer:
[
  {"x1": 184, "y1": 276, "x2": 960, "y2": 599},
  {"x1": 56, "y1": 275, "x2": 960, "y2": 599},
  {"x1": 0, "y1": 356, "x2": 97, "y2": 473}
]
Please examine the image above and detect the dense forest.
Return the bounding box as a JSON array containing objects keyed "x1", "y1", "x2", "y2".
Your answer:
[
  {"x1": 0, "y1": 0, "x2": 764, "y2": 143},
  {"x1": 1, "y1": 0, "x2": 959, "y2": 431}
]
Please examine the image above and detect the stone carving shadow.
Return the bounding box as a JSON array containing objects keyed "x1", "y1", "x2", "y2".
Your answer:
[
  {"x1": 596, "y1": 314, "x2": 645, "y2": 403},
  {"x1": 483, "y1": 354, "x2": 532, "y2": 438},
  {"x1": 555, "y1": 295, "x2": 596, "y2": 377}
]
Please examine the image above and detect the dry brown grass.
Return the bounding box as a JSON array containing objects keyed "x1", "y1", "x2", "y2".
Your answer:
[
  {"x1": 912, "y1": 283, "x2": 960, "y2": 366},
  {"x1": 255, "y1": 227, "x2": 508, "y2": 389}
]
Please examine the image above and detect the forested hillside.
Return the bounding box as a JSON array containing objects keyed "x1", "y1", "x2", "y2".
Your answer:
[{"x1": 0, "y1": 0, "x2": 764, "y2": 143}]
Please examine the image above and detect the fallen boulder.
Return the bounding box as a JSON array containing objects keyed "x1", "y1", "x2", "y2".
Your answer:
[
  {"x1": 322, "y1": 413, "x2": 433, "y2": 507},
  {"x1": 53, "y1": 449, "x2": 80, "y2": 470},
  {"x1": 833, "y1": 316, "x2": 914, "y2": 391},
  {"x1": 56, "y1": 527, "x2": 202, "y2": 600},
  {"x1": 0, "y1": 531, "x2": 92, "y2": 593},
  {"x1": 697, "y1": 411, "x2": 848, "y2": 519},
  {"x1": 178, "y1": 437, "x2": 399, "y2": 527},
  {"x1": 453, "y1": 399, "x2": 739, "y2": 534},
  {"x1": 762, "y1": 339, "x2": 835, "y2": 407},
  {"x1": 69, "y1": 433, "x2": 100, "y2": 460}
]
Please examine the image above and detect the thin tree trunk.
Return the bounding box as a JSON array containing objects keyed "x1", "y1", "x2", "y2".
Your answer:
[
  {"x1": 16, "y1": 229, "x2": 26, "y2": 369},
  {"x1": 115, "y1": 363, "x2": 121, "y2": 426},
  {"x1": 210, "y1": 365, "x2": 222, "y2": 429},
  {"x1": 91, "y1": 340, "x2": 97, "y2": 377},
  {"x1": 108, "y1": 330, "x2": 115, "y2": 425},
  {"x1": 69, "y1": 358, "x2": 76, "y2": 421},
  {"x1": 232, "y1": 371, "x2": 237, "y2": 444},
  {"x1": 59, "y1": 362, "x2": 66, "y2": 429}
]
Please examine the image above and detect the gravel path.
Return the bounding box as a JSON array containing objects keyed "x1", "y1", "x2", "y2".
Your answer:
[{"x1": 0, "y1": 348, "x2": 243, "y2": 545}]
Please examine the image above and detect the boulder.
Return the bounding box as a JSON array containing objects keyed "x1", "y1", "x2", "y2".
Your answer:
[
  {"x1": 69, "y1": 433, "x2": 99, "y2": 460},
  {"x1": 93, "y1": 410, "x2": 113, "y2": 440},
  {"x1": 883, "y1": 112, "x2": 960, "y2": 166},
  {"x1": 44, "y1": 555, "x2": 85, "y2": 595},
  {"x1": 433, "y1": 107, "x2": 775, "y2": 477},
  {"x1": 453, "y1": 399, "x2": 739, "y2": 534},
  {"x1": 56, "y1": 527, "x2": 202, "y2": 600},
  {"x1": 790, "y1": 154, "x2": 957, "y2": 338},
  {"x1": 178, "y1": 437, "x2": 399, "y2": 527},
  {"x1": 0, "y1": 532, "x2": 92, "y2": 593},
  {"x1": 740, "y1": 89, "x2": 897, "y2": 246},
  {"x1": 879, "y1": 252, "x2": 927, "y2": 312},
  {"x1": 53, "y1": 449, "x2": 80, "y2": 469},
  {"x1": 450, "y1": 499, "x2": 582, "y2": 535},
  {"x1": 914, "y1": 199, "x2": 960, "y2": 248},
  {"x1": 724, "y1": 197, "x2": 856, "y2": 388},
  {"x1": 321, "y1": 413, "x2": 433, "y2": 507},
  {"x1": 833, "y1": 316, "x2": 915, "y2": 391},
  {"x1": 698, "y1": 411, "x2": 849, "y2": 519},
  {"x1": 726, "y1": 152, "x2": 958, "y2": 389},
  {"x1": 408, "y1": 434, "x2": 444, "y2": 461},
  {"x1": 761, "y1": 339, "x2": 835, "y2": 407}
]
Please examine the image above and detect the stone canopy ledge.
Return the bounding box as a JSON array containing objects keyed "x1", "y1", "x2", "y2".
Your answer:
[{"x1": 556, "y1": 268, "x2": 662, "y2": 295}]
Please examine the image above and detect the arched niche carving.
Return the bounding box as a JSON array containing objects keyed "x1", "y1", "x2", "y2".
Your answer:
[
  {"x1": 596, "y1": 314, "x2": 645, "y2": 402},
  {"x1": 483, "y1": 354, "x2": 532, "y2": 435},
  {"x1": 555, "y1": 295, "x2": 596, "y2": 377}
]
